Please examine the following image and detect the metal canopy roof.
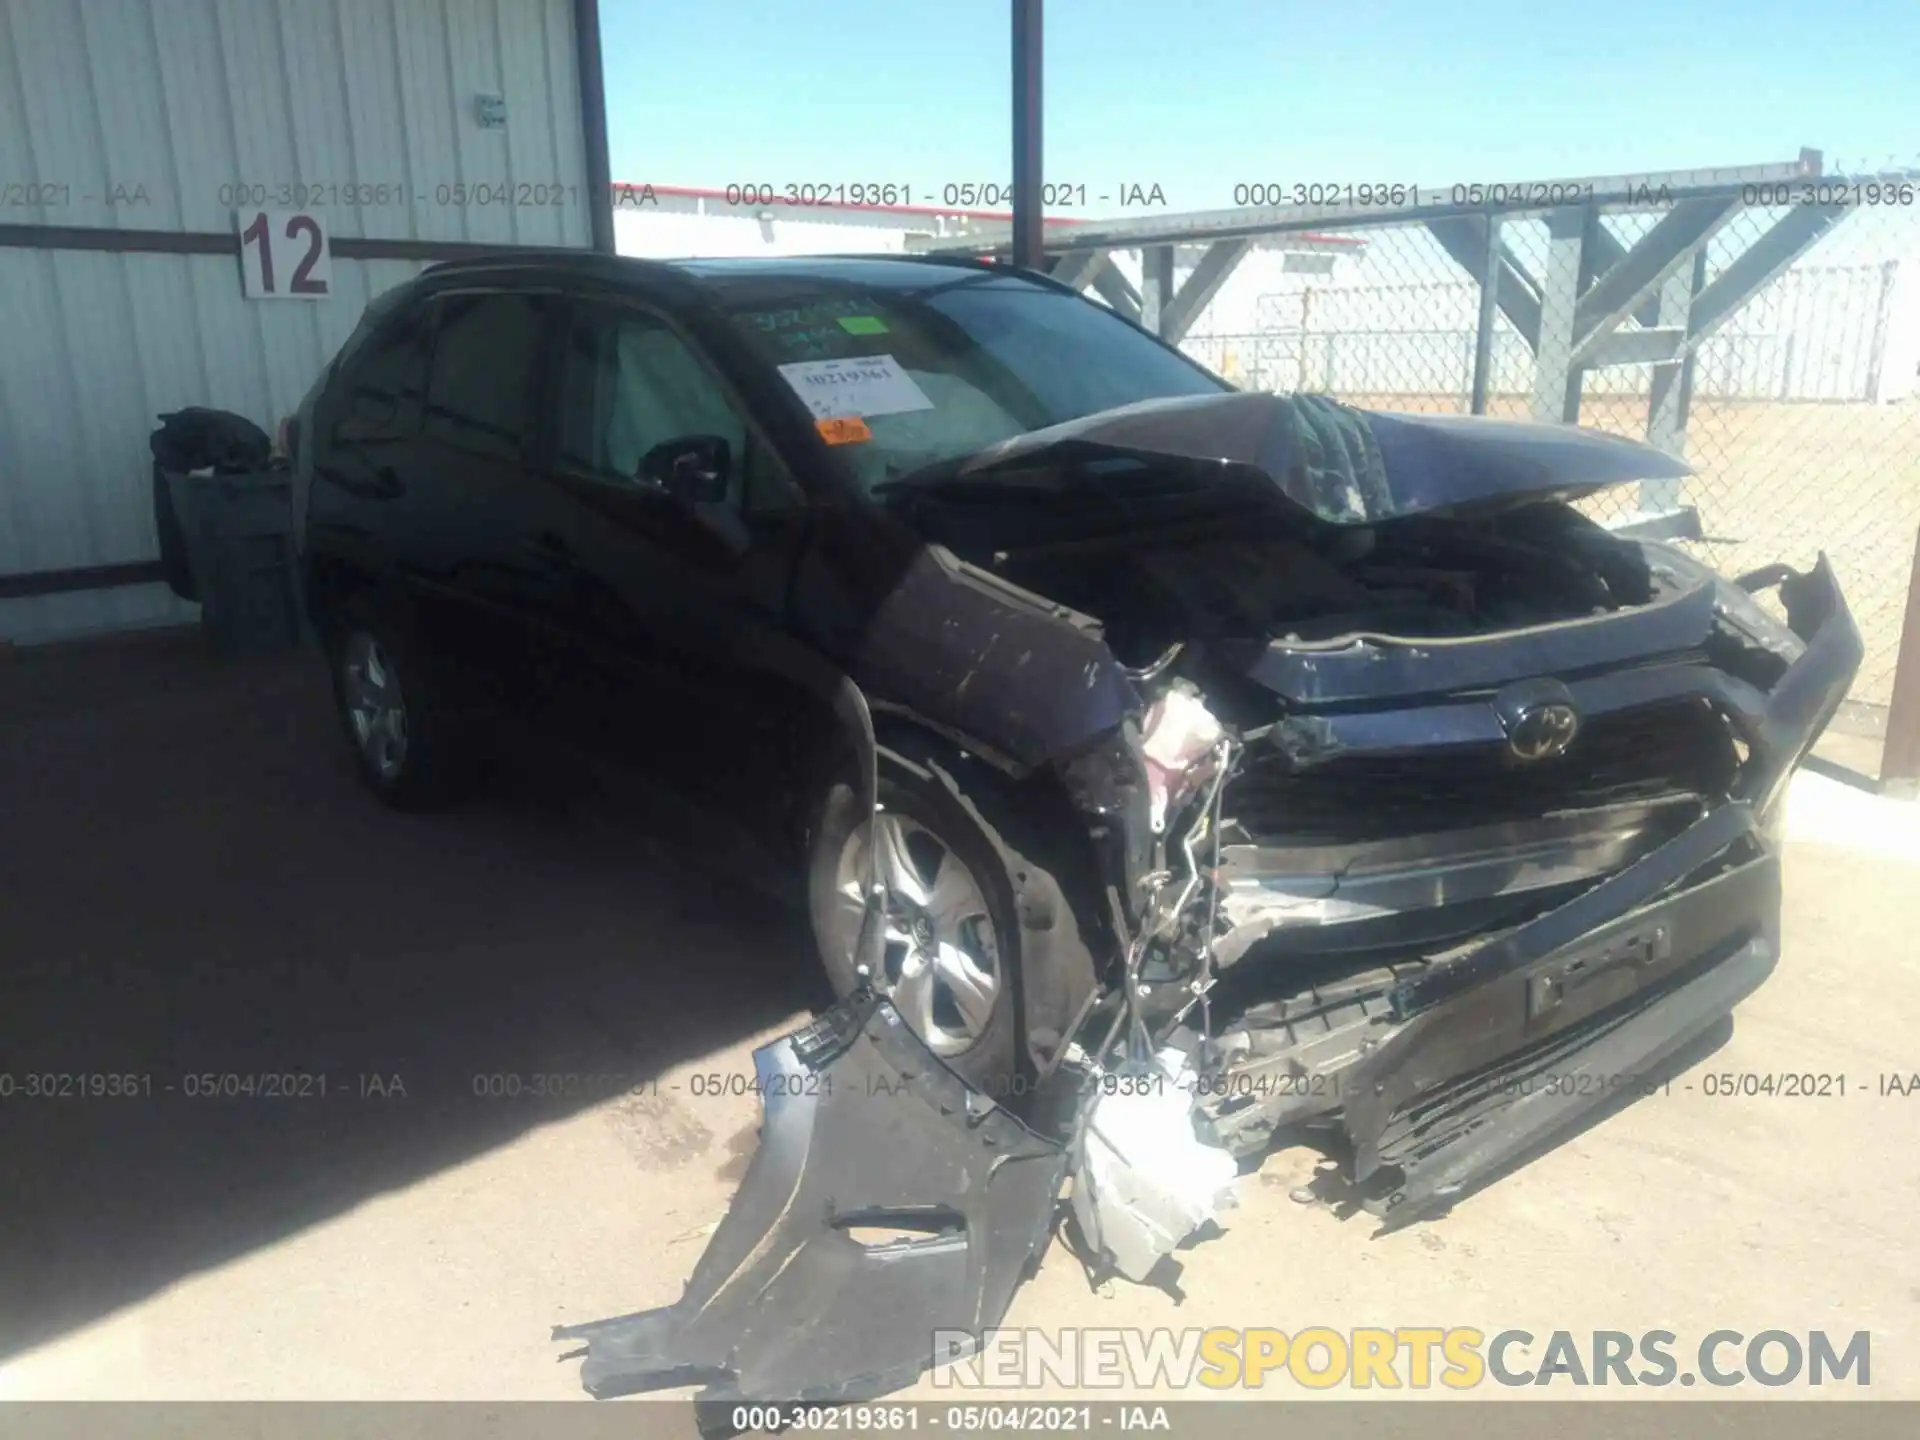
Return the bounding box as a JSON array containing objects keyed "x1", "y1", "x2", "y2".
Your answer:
[{"x1": 914, "y1": 154, "x2": 1829, "y2": 256}]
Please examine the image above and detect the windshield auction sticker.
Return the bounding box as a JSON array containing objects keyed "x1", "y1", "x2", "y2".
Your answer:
[{"x1": 777, "y1": 354, "x2": 935, "y2": 420}]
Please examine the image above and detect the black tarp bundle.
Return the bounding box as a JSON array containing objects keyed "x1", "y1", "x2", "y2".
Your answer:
[{"x1": 149, "y1": 407, "x2": 272, "y2": 475}]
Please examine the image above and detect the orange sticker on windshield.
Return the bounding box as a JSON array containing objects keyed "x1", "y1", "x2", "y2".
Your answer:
[{"x1": 816, "y1": 416, "x2": 873, "y2": 445}]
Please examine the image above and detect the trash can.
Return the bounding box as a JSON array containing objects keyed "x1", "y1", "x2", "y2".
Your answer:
[{"x1": 163, "y1": 465, "x2": 307, "y2": 659}]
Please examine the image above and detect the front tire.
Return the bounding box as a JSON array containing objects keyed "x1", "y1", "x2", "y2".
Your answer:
[{"x1": 807, "y1": 763, "x2": 1022, "y2": 1092}]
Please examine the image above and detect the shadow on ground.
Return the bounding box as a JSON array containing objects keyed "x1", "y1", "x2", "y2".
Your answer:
[{"x1": 0, "y1": 630, "x2": 820, "y2": 1361}]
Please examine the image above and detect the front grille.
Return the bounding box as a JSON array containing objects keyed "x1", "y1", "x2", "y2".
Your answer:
[{"x1": 1227, "y1": 698, "x2": 1738, "y2": 844}]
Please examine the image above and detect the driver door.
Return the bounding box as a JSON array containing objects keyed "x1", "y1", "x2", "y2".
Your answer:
[{"x1": 529, "y1": 296, "x2": 814, "y2": 814}]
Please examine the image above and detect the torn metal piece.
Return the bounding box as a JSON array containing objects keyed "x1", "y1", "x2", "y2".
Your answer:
[
  {"x1": 1070, "y1": 1050, "x2": 1237, "y2": 1283},
  {"x1": 554, "y1": 993, "x2": 1067, "y2": 1404}
]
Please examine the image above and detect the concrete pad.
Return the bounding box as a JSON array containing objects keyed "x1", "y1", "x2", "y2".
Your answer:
[{"x1": 1, "y1": 638, "x2": 1914, "y2": 1401}]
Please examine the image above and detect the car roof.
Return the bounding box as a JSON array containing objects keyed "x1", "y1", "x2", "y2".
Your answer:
[{"x1": 418, "y1": 250, "x2": 1056, "y2": 304}]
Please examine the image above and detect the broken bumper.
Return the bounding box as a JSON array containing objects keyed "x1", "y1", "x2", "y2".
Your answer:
[
  {"x1": 1204, "y1": 556, "x2": 1861, "y2": 1220},
  {"x1": 554, "y1": 994, "x2": 1067, "y2": 1404}
]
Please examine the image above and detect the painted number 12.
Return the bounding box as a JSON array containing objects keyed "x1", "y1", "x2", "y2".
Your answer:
[{"x1": 239, "y1": 210, "x2": 331, "y2": 300}]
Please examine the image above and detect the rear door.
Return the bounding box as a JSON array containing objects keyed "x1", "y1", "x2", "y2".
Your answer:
[
  {"x1": 400, "y1": 288, "x2": 559, "y2": 721},
  {"x1": 305, "y1": 294, "x2": 436, "y2": 588},
  {"x1": 531, "y1": 293, "x2": 818, "y2": 818}
]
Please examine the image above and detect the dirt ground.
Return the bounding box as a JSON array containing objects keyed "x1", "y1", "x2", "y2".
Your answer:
[
  {"x1": 1337, "y1": 392, "x2": 1920, "y2": 712},
  {"x1": 1, "y1": 634, "x2": 1916, "y2": 1404}
]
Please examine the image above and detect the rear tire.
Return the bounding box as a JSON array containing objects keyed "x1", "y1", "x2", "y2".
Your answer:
[
  {"x1": 807, "y1": 761, "x2": 1022, "y2": 1093},
  {"x1": 326, "y1": 597, "x2": 478, "y2": 811}
]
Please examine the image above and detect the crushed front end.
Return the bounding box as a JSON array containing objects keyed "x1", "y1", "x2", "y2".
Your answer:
[
  {"x1": 1165, "y1": 548, "x2": 1860, "y2": 1219},
  {"x1": 556, "y1": 397, "x2": 1862, "y2": 1407}
]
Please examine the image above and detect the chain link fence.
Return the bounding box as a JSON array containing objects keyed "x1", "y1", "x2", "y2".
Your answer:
[{"x1": 1180, "y1": 195, "x2": 1920, "y2": 716}]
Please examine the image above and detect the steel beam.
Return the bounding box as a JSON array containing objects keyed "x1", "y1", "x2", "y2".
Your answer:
[
  {"x1": 1158, "y1": 239, "x2": 1251, "y2": 344},
  {"x1": 1010, "y1": 0, "x2": 1044, "y2": 270},
  {"x1": 1584, "y1": 326, "x2": 1688, "y2": 367},
  {"x1": 1531, "y1": 206, "x2": 1590, "y2": 423},
  {"x1": 1429, "y1": 215, "x2": 1542, "y2": 348},
  {"x1": 1688, "y1": 202, "x2": 1850, "y2": 346},
  {"x1": 1045, "y1": 248, "x2": 1109, "y2": 291},
  {"x1": 1643, "y1": 251, "x2": 1705, "y2": 513},
  {"x1": 1469, "y1": 214, "x2": 1502, "y2": 413},
  {"x1": 1091, "y1": 260, "x2": 1141, "y2": 321},
  {"x1": 1568, "y1": 197, "x2": 1740, "y2": 366},
  {"x1": 1139, "y1": 245, "x2": 1176, "y2": 336},
  {"x1": 1584, "y1": 225, "x2": 1662, "y2": 330}
]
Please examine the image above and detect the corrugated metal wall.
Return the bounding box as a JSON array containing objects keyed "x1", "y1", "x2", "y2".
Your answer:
[{"x1": 0, "y1": 0, "x2": 591, "y2": 644}]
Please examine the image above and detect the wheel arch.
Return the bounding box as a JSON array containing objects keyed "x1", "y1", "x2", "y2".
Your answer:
[{"x1": 864, "y1": 718, "x2": 1116, "y2": 1078}]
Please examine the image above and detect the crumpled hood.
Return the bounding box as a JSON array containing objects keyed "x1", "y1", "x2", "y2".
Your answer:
[{"x1": 951, "y1": 391, "x2": 1692, "y2": 526}]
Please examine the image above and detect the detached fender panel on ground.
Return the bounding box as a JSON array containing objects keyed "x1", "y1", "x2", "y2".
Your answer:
[{"x1": 553, "y1": 993, "x2": 1068, "y2": 1404}]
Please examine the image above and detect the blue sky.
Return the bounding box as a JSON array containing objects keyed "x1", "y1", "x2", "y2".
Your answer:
[{"x1": 597, "y1": 0, "x2": 1920, "y2": 213}]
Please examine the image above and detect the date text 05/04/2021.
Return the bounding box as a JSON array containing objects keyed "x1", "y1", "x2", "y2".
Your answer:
[{"x1": 0, "y1": 1071, "x2": 407, "y2": 1099}]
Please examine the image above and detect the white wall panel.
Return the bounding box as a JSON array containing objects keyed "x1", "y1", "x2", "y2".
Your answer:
[
  {"x1": 0, "y1": 247, "x2": 429, "y2": 640},
  {"x1": 0, "y1": 0, "x2": 591, "y2": 642},
  {"x1": 0, "y1": 0, "x2": 592, "y2": 243}
]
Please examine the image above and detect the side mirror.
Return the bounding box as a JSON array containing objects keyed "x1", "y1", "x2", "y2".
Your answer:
[{"x1": 639, "y1": 434, "x2": 731, "y2": 504}]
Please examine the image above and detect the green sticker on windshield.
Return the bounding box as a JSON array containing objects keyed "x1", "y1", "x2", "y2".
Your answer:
[{"x1": 838, "y1": 315, "x2": 889, "y2": 335}]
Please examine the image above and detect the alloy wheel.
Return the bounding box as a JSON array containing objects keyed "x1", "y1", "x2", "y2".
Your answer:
[
  {"x1": 341, "y1": 631, "x2": 409, "y2": 781},
  {"x1": 833, "y1": 810, "x2": 1002, "y2": 1056}
]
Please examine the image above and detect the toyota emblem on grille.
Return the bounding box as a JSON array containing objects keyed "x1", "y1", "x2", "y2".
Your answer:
[{"x1": 1506, "y1": 701, "x2": 1580, "y2": 761}]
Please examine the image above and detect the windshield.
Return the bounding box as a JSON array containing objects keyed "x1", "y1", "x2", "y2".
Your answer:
[{"x1": 714, "y1": 272, "x2": 1230, "y2": 491}]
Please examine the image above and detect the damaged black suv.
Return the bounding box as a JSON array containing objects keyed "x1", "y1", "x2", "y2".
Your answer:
[{"x1": 292, "y1": 252, "x2": 1859, "y2": 1398}]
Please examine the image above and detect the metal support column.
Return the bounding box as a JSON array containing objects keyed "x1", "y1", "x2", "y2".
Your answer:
[
  {"x1": 1010, "y1": 0, "x2": 1044, "y2": 271},
  {"x1": 1643, "y1": 250, "x2": 1705, "y2": 513},
  {"x1": 1470, "y1": 213, "x2": 1502, "y2": 414},
  {"x1": 572, "y1": 0, "x2": 616, "y2": 254},
  {"x1": 1531, "y1": 206, "x2": 1591, "y2": 423},
  {"x1": 1159, "y1": 239, "x2": 1250, "y2": 344},
  {"x1": 1140, "y1": 245, "x2": 1175, "y2": 336}
]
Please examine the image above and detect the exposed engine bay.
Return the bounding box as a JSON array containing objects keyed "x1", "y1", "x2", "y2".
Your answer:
[{"x1": 979, "y1": 502, "x2": 1660, "y2": 666}]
